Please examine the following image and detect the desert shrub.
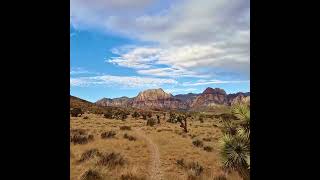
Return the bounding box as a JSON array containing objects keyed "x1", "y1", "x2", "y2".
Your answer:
[
  {"x1": 203, "y1": 146, "x2": 213, "y2": 152},
  {"x1": 142, "y1": 113, "x2": 147, "y2": 120},
  {"x1": 71, "y1": 129, "x2": 86, "y2": 135},
  {"x1": 70, "y1": 129, "x2": 94, "y2": 145},
  {"x1": 80, "y1": 169, "x2": 103, "y2": 180},
  {"x1": 70, "y1": 108, "x2": 83, "y2": 117},
  {"x1": 177, "y1": 159, "x2": 203, "y2": 177},
  {"x1": 192, "y1": 140, "x2": 203, "y2": 147},
  {"x1": 104, "y1": 109, "x2": 114, "y2": 119},
  {"x1": 114, "y1": 110, "x2": 128, "y2": 120},
  {"x1": 202, "y1": 137, "x2": 212, "y2": 142},
  {"x1": 132, "y1": 111, "x2": 140, "y2": 119},
  {"x1": 121, "y1": 173, "x2": 145, "y2": 180},
  {"x1": 177, "y1": 158, "x2": 185, "y2": 167},
  {"x1": 120, "y1": 126, "x2": 131, "y2": 130},
  {"x1": 123, "y1": 133, "x2": 136, "y2": 141},
  {"x1": 199, "y1": 115, "x2": 204, "y2": 123},
  {"x1": 97, "y1": 152, "x2": 126, "y2": 168},
  {"x1": 187, "y1": 162, "x2": 204, "y2": 176},
  {"x1": 78, "y1": 149, "x2": 102, "y2": 162},
  {"x1": 101, "y1": 131, "x2": 116, "y2": 139},
  {"x1": 213, "y1": 175, "x2": 227, "y2": 180},
  {"x1": 83, "y1": 116, "x2": 89, "y2": 119},
  {"x1": 146, "y1": 118, "x2": 157, "y2": 126}
]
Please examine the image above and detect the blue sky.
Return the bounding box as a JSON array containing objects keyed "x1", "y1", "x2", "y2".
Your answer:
[{"x1": 70, "y1": 0, "x2": 250, "y2": 102}]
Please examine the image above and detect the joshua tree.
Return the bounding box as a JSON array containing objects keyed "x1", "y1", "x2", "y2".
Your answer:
[
  {"x1": 156, "y1": 114, "x2": 160, "y2": 124},
  {"x1": 219, "y1": 103, "x2": 250, "y2": 180},
  {"x1": 168, "y1": 112, "x2": 177, "y2": 123},
  {"x1": 177, "y1": 114, "x2": 188, "y2": 133}
]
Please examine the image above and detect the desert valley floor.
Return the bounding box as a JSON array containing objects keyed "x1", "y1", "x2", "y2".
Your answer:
[{"x1": 70, "y1": 113, "x2": 242, "y2": 180}]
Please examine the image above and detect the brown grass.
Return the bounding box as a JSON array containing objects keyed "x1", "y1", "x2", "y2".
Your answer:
[{"x1": 70, "y1": 112, "x2": 242, "y2": 180}]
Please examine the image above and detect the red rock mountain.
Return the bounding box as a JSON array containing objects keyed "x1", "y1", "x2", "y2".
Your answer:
[
  {"x1": 95, "y1": 87, "x2": 250, "y2": 110},
  {"x1": 132, "y1": 88, "x2": 187, "y2": 110}
]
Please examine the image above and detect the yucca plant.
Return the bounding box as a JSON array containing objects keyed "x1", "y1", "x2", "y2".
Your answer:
[{"x1": 219, "y1": 103, "x2": 250, "y2": 180}]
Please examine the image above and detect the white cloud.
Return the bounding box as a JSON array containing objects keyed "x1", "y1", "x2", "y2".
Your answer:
[
  {"x1": 72, "y1": 0, "x2": 250, "y2": 79},
  {"x1": 70, "y1": 75, "x2": 177, "y2": 88},
  {"x1": 164, "y1": 88, "x2": 199, "y2": 94},
  {"x1": 182, "y1": 79, "x2": 249, "y2": 86}
]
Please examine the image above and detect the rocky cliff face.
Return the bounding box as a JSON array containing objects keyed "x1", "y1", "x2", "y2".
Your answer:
[
  {"x1": 227, "y1": 92, "x2": 250, "y2": 105},
  {"x1": 191, "y1": 88, "x2": 229, "y2": 109},
  {"x1": 132, "y1": 88, "x2": 187, "y2": 110},
  {"x1": 95, "y1": 87, "x2": 250, "y2": 111}
]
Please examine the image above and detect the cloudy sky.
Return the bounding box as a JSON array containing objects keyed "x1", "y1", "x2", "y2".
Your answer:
[{"x1": 70, "y1": 0, "x2": 250, "y2": 102}]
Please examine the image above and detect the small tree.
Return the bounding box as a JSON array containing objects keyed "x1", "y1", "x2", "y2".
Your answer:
[
  {"x1": 156, "y1": 114, "x2": 160, "y2": 124},
  {"x1": 132, "y1": 111, "x2": 140, "y2": 119},
  {"x1": 168, "y1": 112, "x2": 177, "y2": 123},
  {"x1": 177, "y1": 114, "x2": 188, "y2": 133},
  {"x1": 70, "y1": 108, "x2": 83, "y2": 117}
]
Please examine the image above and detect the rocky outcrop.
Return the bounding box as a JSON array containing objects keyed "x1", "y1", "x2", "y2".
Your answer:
[
  {"x1": 95, "y1": 87, "x2": 250, "y2": 111},
  {"x1": 190, "y1": 88, "x2": 229, "y2": 109},
  {"x1": 95, "y1": 96, "x2": 133, "y2": 108},
  {"x1": 132, "y1": 88, "x2": 187, "y2": 110}
]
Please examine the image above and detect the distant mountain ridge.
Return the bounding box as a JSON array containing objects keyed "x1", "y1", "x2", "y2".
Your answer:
[{"x1": 95, "y1": 87, "x2": 250, "y2": 111}]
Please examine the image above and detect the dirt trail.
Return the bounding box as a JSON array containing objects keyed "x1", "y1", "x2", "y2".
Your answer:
[{"x1": 134, "y1": 128, "x2": 163, "y2": 180}]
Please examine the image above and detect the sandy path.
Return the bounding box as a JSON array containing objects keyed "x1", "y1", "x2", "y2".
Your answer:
[{"x1": 134, "y1": 128, "x2": 163, "y2": 180}]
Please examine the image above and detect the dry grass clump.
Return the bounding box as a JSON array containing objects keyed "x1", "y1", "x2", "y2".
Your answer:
[
  {"x1": 80, "y1": 169, "x2": 103, "y2": 180},
  {"x1": 202, "y1": 137, "x2": 212, "y2": 142},
  {"x1": 101, "y1": 131, "x2": 116, "y2": 139},
  {"x1": 177, "y1": 158, "x2": 204, "y2": 177},
  {"x1": 146, "y1": 118, "x2": 157, "y2": 127},
  {"x1": 124, "y1": 133, "x2": 137, "y2": 141},
  {"x1": 203, "y1": 146, "x2": 213, "y2": 152},
  {"x1": 78, "y1": 149, "x2": 102, "y2": 162},
  {"x1": 192, "y1": 139, "x2": 204, "y2": 147},
  {"x1": 120, "y1": 126, "x2": 132, "y2": 130},
  {"x1": 70, "y1": 129, "x2": 94, "y2": 145},
  {"x1": 83, "y1": 116, "x2": 89, "y2": 120},
  {"x1": 97, "y1": 152, "x2": 126, "y2": 168},
  {"x1": 213, "y1": 175, "x2": 227, "y2": 180},
  {"x1": 120, "y1": 173, "x2": 146, "y2": 180}
]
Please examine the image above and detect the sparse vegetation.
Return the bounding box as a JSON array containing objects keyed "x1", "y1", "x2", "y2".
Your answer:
[
  {"x1": 146, "y1": 118, "x2": 156, "y2": 127},
  {"x1": 120, "y1": 126, "x2": 132, "y2": 130},
  {"x1": 80, "y1": 169, "x2": 103, "y2": 180},
  {"x1": 70, "y1": 108, "x2": 83, "y2": 117},
  {"x1": 132, "y1": 111, "x2": 140, "y2": 119},
  {"x1": 83, "y1": 116, "x2": 89, "y2": 119},
  {"x1": 78, "y1": 149, "x2": 102, "y2": 162},
  {"x1": 124, "y1": 133, "x2": 137, "y2": 141},
  {"x1": 213, "y1": 175, "x2": 227, "y2": 180},
  {"x1": 177, "y1": 158, "x2": 204, "y2": 177},
  {"x1": 70, "y1": 129, "x2": 94, "y2": 145},
  {"x1": 101, "y1": 131, "x2": 116, "y2": 139},
  {"x1": 97, "y1": 152, "x2": 126, "y2": 168},
  {"x1": 192, "y1": 139, "x2": 203, "y2": 147},
  {"x1": 203, "y1": 146, "x2": 213, "y2": 152}
]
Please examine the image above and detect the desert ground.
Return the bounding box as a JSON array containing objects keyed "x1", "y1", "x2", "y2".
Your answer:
[{"x1": 70, "y1": 111, "x2": 242, "y2": 180}]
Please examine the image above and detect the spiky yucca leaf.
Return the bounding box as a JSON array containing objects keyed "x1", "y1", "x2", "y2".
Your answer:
[
  {"x1": 232, "y1": 104, "x2": 250, "y2": 122},
  {"x1": 219, "y1": 133, "x2": 250, "y2": 171}
]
